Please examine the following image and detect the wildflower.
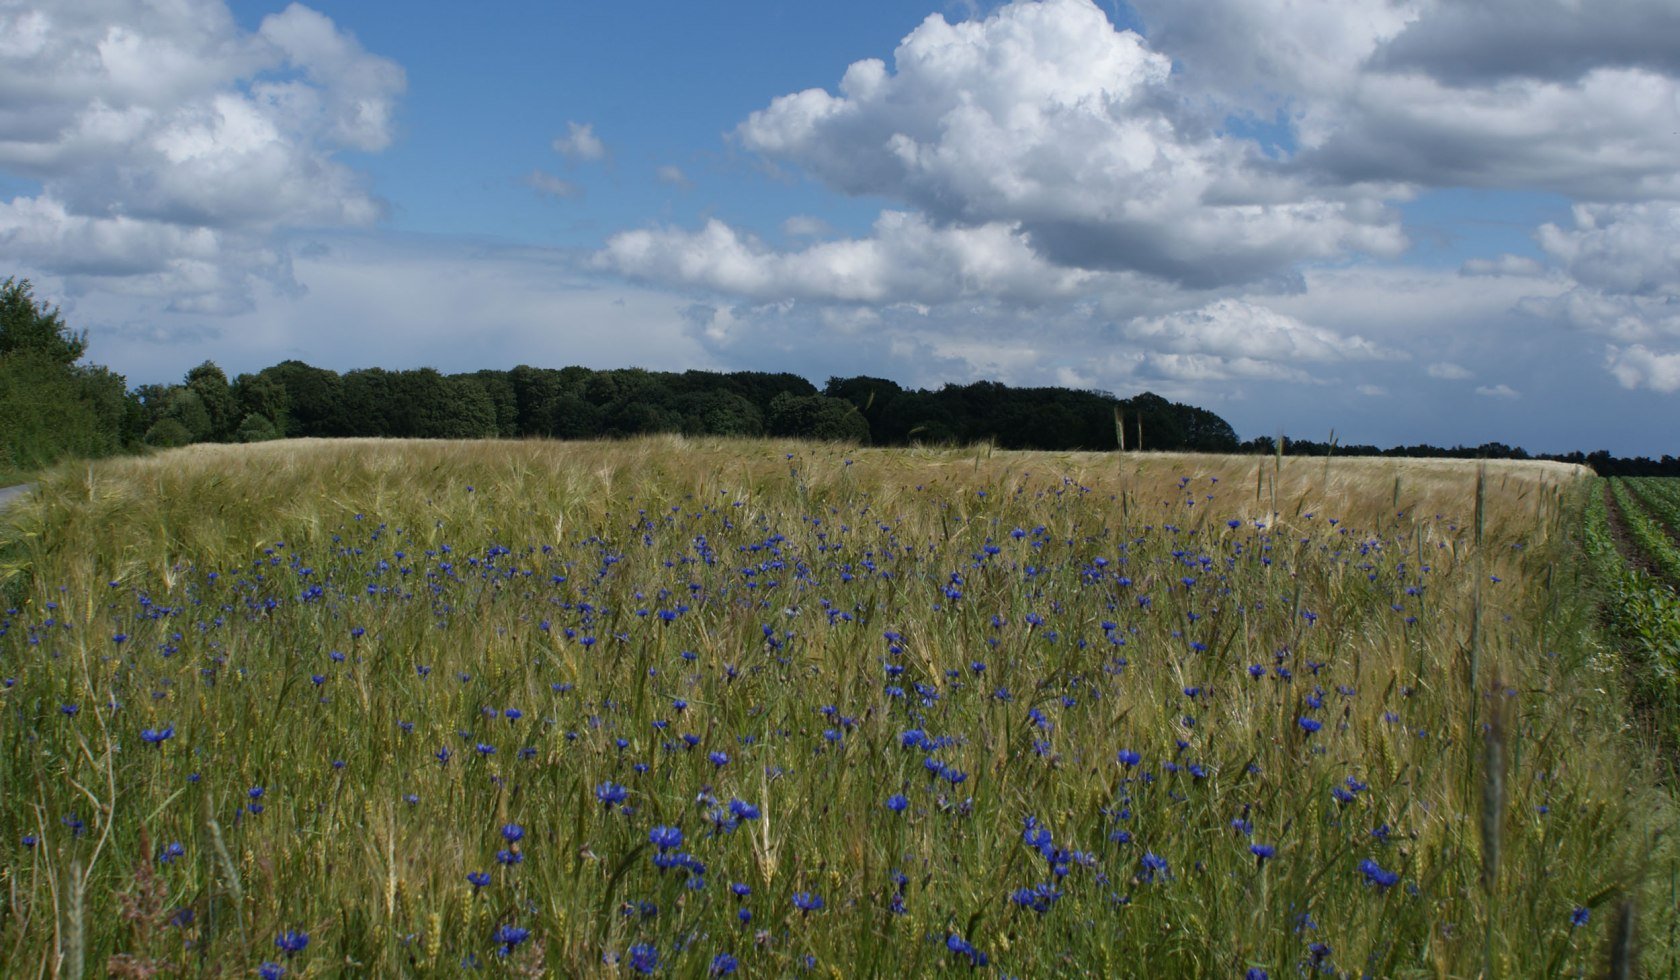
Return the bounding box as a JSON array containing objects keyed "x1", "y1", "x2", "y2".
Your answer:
[
  {"x1": 495, "y1": 849, "x2": 522, "y2": 866},
  {"x1": 1117, "y1": 749, "x2": 1141, "y2": 768},
  {"x1": 1246, "y1": 970, "x2": 1269, "y2": 980},
  {"x1": 791, "y1": 891, "x2": 824, "y2": 912},
  {"x1": 1298, "y1": 717, "x2": 1322, "y2": 734},
  {"x1": 649, "y1": 825, "x2": 683, "y2": 851},
  {"x1": 711, "y1": 952, "x2": 739, "y2": 975},
  {"x1": 501, "y1": 823, "x2": 524, "y2": 843},
  {"x1": 945, "y1": 933, "x2": 988, "y2": 967},
  {"x1": 727, "y1": 799, "x2": 759, "y2": 821},
  {"x1": 1250, "y1": 843, "x2": 1275, "y2": 865},
  {"x1": 467, "y1": 871, "x2": 491, "y2": 891},
  {"x1": 731, "y1": 882, "x2": 751, "y2": 898},
  {"x1": 275, "y1": 930, "x2": 309, "y2": 956},
  {"x1": 596, "y1": 781, "x2": 629, "y2": 806},
  {"x1": 885, "y1": 793, "x2": 909, "y2": 812},
  {"x1": 627, "y1": 943, "x2": 660, "y2": 974},
  {"x1": 1357, "y1": 858, "x2": 1400, "y2": 889},
  {"x1": 493, "y1": 925, "x2": 530, "y2": 953},
  {"x1": 140, "y1": 725, "x2": 175, "y2": 744},
  {"x1": 1570, "y1": 906, "x2": 1589, "y2": 928},
  {"x1": 709, "y1": 751, "x2": 730, "y2": 768},
  {"x1": 1138, "y1": 852, "x2": 1169, "y2": 883},
  {"x1": 258, "y1": 962, "x2": 285, "y2": 980}
]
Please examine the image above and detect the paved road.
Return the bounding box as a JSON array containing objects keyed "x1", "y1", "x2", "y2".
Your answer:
[{"x1": 0, "y1": 484, "x2": 32, "y2": 510}]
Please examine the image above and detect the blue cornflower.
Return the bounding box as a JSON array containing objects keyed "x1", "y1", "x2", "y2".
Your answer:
[
  {"x1": 709, "y1": 750, "x2": 729, "y2": 768},
  {"x1": 1117, "y1": 749, "x2": 1140, "y2": 768},
  {"x1": 258, "y1": 962, "x2": 285, "y2": 980},
  {"x1": 596, "y1": 781, "x2": 629, "y2": 806},
  {"x1": 1139, "y1": 852, "x2": 1170, "y2": 883},
  {"x1": 627, "y1": 943, "x2": 660, "y2": 974},
  {"x1": 275, "y1": 930, "x2": 309, "y2": 956},
  {"x1": 791, "y1": 891, "x2": 824, "y2": 912},
  {"x1": 467, "y1": 871, "x2": 491, "y2": 891},
  {"x1": 1298, "y1": 717, "x2": 1322, "y2": 734},
  {"x1": 946, "y1": 933, "x2": 988, "y2": 967},
  {"x1": 885, "y1": 793, "x2": 909, "y2": 812},
  {"x1": 727, "y1": 799, "x2": 759, "y2": 821},
  {"x1": 1250, "y1": 843, "x2": 1275, "y2": 864},
  {"x1": 140, "y1": 725, "x2": 175, "y2": 744},
  {"x1": 731, "y1": 882, "x2": 751, "y2": 898},
  {"x1": 710, "y1": 951, "x2": 739, "y2": 975},
  {"x1": 501, "y1": 823, "x2": 524, "y2": 843},
  {"x1": 1246, "y1": 970, "x2": 1269, "y2": 980},
  {"x1": 493, "y1": 925, "x2": 530, "y2": 953},
  {"x1": 158, "y1": 841, "x2": 184, "y2": 863},
  {"x1": 1571, "y1": 906, "x2": 1590, "y2": 928},
  {"x1": 495, "y1": 849, "x2": 522, "y2": 866},
  {"x1": 1358, "y1": 858, "x2": 1400, "y2": 889},
  {"x1": 649, "y1": 825, "x2": 683, "y2": 851}
]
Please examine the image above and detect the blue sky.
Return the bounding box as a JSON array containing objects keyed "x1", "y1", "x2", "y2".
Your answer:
[{"x1": 2, "y1": 0, "x2": 1679, "y2": 454}]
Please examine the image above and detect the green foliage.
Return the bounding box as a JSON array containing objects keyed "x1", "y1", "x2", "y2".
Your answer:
[
  {"x1": 0, "y1": 277, "x2": 86, "y2": 365},
  {"x1": 185, "y1": 360, "x2": 238, "y2": 441},
  {"x1": 767, "y1": 391, "x2": 870, "y2": 442},
  {"x1": 235, "y1": 412, "x2": 280, "y2": 443},
  {"x1": 143, "y1": 417, "x2": 194, "y2": 448},
  {"x1": 0, "y1": 280, "x2": 126, "y2": 477}
]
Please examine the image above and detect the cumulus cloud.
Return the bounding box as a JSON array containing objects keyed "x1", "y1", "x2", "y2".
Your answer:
[
  {"x1": 1130, "y1": 0, "x2": 1680, "y2": 200},
  {"x1": 553, "y1": 122, "x2": 606, "y2": 162},
  {"x1": 1427, "y1": 361, "x2": 1474, "y2": 380},
  {"x1": 1475, "y1": 384, "x2": 1521, "y2": 399},
  {"x1": 1606, "y1": 344, "x2": 1680, "y2": 393},
  {"x1": 736, "y1": 0, "x2": 1404, "y2": 287},
  {"x1": 655, "y1": 165, "x2": 691, "y2": 188},
  {"x1": 597, "y1": 210, "x2": 1095, "y2": 305},
  {"x1": 0, "y1": 1, "x2": 403, "y2": 311},
  {"x1": 1120, "y1": 298, "x2": 1401, "y2": 364}
]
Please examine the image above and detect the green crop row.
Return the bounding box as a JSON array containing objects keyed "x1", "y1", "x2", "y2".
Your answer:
[
  {"x1": 1609, "y1": 478, "x2": 1680, "y2": 584},
  {"x1": 1586, "y1": 482, "x2": 1680, "y2": 730},
  {"x1": 1626, "y1": 477, "x2": 1680, "y2": 538}
]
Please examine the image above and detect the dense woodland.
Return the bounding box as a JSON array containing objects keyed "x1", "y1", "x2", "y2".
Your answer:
[{"x1": 2, "y1": 276, "x2": 1676, "y2": 478}]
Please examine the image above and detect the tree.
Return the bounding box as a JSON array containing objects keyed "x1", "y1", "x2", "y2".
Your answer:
[
  {"x1": 185, "y1": 361, "x2": 237, "y2": 441},
  {"x1": 236, "y1": 413, "x2": 280, "y2": 442},
  {"x1": 767, "y1": 393, "x2": 870, "y2": 443},
  {"x1": 0, "y1": 278, "x2": 86, "y2": 365}
]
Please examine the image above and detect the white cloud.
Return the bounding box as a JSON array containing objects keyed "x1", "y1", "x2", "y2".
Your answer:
[
  {"x1": 655, "y1": 165, "x2": 691, "y2": 188},
  {"x1": 1356, "y1": 384, "x2": 1388, "y2": 397},
  {"x1": 1130, "y1": 0, "x2": 1680, "y2": 200},
  {"x1": 597, "y1": 210, "x2": 1095, "y2": 305},
  {"x1": 1427, "y1": 361, "x2": 1474, "y2": 380},
  {"x1": 1475, "y1": 383, "x2": 1521, "y2": 399},
  {"x1": 737, "y1": 0, "x2": 1404, "y2": 287},
  {"x1": 553, "y1": 121, "x2": 606, "y2": 162},
  {"x1": 526, "y1": 169, "x2": 580, "y2": 199},
  {"x1": 0, "y1": 0, "x2": 403, "y2": 311},
  {"x1": 1537, "y1": 203, "x2": 1680, "y2": 296},
  {"x1": 1606, "y1": 344, "x2": 1680, "y2": 393},
  {"x1": 1120, "y1": 298, "x2": 1401, "y2": 364}
]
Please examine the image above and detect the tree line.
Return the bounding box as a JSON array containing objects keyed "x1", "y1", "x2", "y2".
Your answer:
[{"x1": 2, "y1": 275, "x2": 1675, "y2": 478}]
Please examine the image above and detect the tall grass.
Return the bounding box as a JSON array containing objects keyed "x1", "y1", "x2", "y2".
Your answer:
[{"x1": 0, "y1": 438, "x2": 1671, "y2": 977}]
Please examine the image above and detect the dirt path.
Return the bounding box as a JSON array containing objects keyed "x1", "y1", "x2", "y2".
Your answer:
[{"x1": 1603, "y1": 482, "x2": 1664, "y2": 579}]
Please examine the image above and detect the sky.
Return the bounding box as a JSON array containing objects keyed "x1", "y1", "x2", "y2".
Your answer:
[{"x1": 2, "y1": 0, "x2": 1678, "y2": 455}]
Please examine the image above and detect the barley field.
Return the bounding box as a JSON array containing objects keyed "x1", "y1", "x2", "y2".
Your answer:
[{"x1": 0, "y1": 438, "x2": 1674, "y2": 977}]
